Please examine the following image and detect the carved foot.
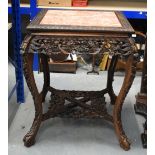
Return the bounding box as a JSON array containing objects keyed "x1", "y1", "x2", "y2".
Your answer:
[
  {"x1": 119, "y1": 135, "x2": 131, "y2": 151},
  {"x1": 23, "y1": 132, "x2": 36, "y2": 147},
  {"x1": 23, "y1": 114, "x2": 42, "y2": 147}
]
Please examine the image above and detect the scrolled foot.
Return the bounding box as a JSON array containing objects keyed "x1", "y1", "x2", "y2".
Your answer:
[
  {"x1": 119, "y1": 135, "x2": 131, "y2": 151},
  {"x1": 23, "y1": 133, "x2": 36, "y2": 147}
]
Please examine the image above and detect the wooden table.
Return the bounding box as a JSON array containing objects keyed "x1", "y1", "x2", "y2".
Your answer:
[{"x1": 21, "y1": 9, "x2": 137, "y2": 150}]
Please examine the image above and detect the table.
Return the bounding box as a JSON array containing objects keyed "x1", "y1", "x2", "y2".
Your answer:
[{"x1": 21, "y1": 9, "x2": 137, "y2": 150}]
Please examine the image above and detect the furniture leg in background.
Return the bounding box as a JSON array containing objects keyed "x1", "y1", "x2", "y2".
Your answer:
[{"x1": 134, "y1": 36, "x2": 147, "y2": 148}]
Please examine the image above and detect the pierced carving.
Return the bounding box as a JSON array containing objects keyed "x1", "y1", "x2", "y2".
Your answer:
[
  {"x1": 27, "y1": 36, "x2": 135, "y2": 63},
  {"x1": 41, "y1": 87, "x2": 113, "y2": 122}
]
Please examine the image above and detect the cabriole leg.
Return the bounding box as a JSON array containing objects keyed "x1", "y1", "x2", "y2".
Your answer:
[
  {"x1": 113, "y1": 55, "x2": 136, "y2": 150},
  {"x1": 23, "y1": 53, "x2": 43, "y2": 147}
]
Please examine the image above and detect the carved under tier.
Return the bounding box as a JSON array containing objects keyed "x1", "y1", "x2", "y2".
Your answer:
[{"x1": 42, "y1": 87, "x2": 113, "y2": 122}]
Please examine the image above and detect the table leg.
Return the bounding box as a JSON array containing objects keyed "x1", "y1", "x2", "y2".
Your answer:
[
  {"x1": 141, "y1": 120, "x2": 147, "y2": 148},
  {"x1": 87, "y1": 54, "x2": 99, "y2": 75},
  {"x1": 40, "y1": 54, "x2": 50, "y2": 102},
  {"x1": 23, "y1": 53, "x2": 43, "y2": 147},
  {"x1": 113, "y1": 55, "x2": 136, "y2": 150},
  {"x1": 107, "y1": 55, "x2": 118, "y2": 104}
]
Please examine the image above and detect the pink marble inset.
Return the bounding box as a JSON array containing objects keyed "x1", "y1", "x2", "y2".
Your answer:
[{"x1": 40, "y1": 10, "x2": 122, "y2": 27}]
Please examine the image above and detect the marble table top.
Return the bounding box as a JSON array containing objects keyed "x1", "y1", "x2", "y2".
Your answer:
[{"x1": 40, "y1": 10, "x2": 122, "y2": 28}]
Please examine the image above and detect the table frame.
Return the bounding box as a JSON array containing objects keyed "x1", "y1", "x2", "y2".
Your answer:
[{"x1": 21, "y1": 32, "x2": 137, "y2": 151}]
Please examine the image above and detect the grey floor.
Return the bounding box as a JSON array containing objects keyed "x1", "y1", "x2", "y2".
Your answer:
[
  {"x1": 8, "y1": 64, "x2": 146, "y2": 155},
  {"x1": 8, "y1": 62, "x2": 29, "y2": 127}
]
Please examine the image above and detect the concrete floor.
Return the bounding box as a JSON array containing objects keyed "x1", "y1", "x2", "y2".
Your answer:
[
  {"x1": 8, "y1": 62, "x2": 29, "y2": 127},
  {"x1": 8, "y1": 62, "x2": 17, "y2": 127},
  {"x1": 8, "y1": 66, "x2": 146, "y2": 155}
]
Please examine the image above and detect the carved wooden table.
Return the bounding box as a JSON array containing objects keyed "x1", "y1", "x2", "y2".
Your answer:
[{"x1": 21, "y1": 9, "x2": 137, "y2": 151}]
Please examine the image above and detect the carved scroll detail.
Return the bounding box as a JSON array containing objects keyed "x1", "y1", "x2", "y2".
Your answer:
[{"x1": 26, "y1": 36, "x2": 135, "y2": 61}]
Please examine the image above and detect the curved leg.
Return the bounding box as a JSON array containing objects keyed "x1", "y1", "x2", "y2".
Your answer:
[
  {"x1": 113, "y1": 55, "x2": 136, "y2": 150},
  {"x1": 40, "y1": 54, "x2": 50, "y2": 102},
  {"x1": 23, "y1": 53, "x2": 43, "y2": 147},
  {"x1": 107, "y1": 55, "x2": 118, "y2": 104}
]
